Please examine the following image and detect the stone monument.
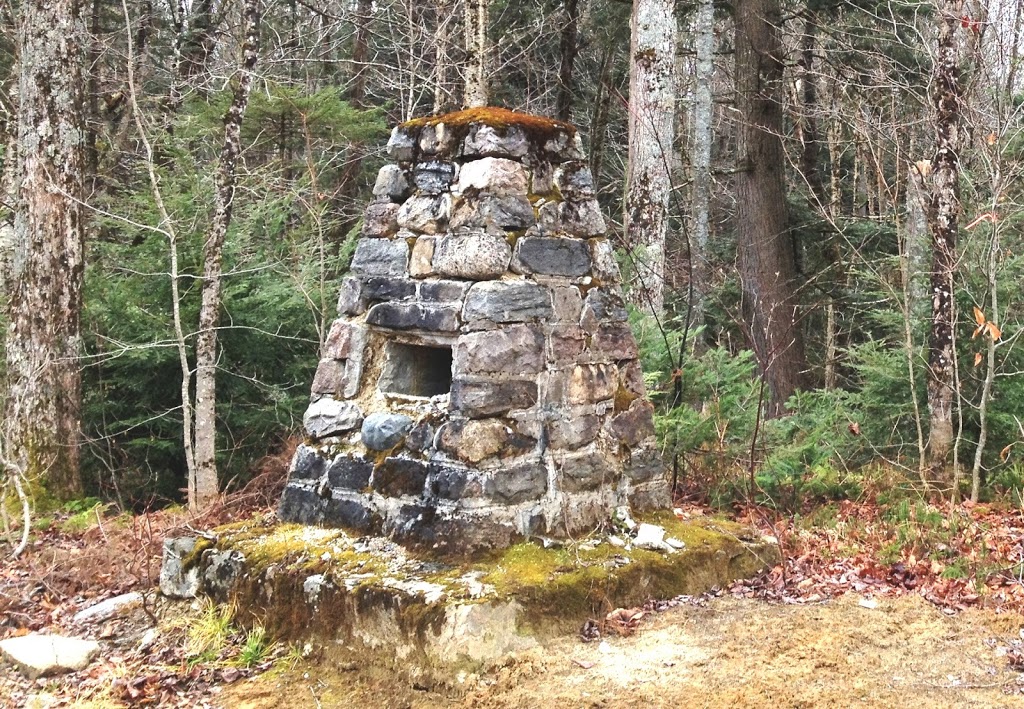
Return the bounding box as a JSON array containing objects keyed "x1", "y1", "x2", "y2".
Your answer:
[{"x1": 278, "y1": 107, "x2": 667, "y2": 553}]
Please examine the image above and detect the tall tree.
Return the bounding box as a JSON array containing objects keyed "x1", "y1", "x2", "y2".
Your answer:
[
  {"x1": 463, "y1": 0, "x2": 489, "y2": 107},
  {"x1": 733, "y1": 0, "x2": 807, "y2": 415},
  {"x1": 5, "y1": 0, "x2": 88, "y2": 498},
  {"x1": 925, "y1": 0, "x2": 964, "y2": 483},
  {"x1": 191, "y1": 0, "x2": 261, "y2": 510},
  {"x1": 624, "y1": 0, "x2": 677, "y2": 316},
  {"x1": 555, "y1": 0, "x2": 580, "y2": 121},
  {"x1": 688, "y1": 0, "x2": 715, "y2": 347}
]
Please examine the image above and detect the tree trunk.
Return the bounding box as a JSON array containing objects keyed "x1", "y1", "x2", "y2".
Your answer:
[
  {"x1": 689, "y1": 0, "x2": 714, "y2": 347},
  {"x1": 555, "y1": 0, "x2": 580, "y2": 121},
  {"x1": 349, "y1": 0, "x2": 372, "y2": 108},
  {"x1": 925, "y1": 1, "x2": 964, "y2": 483},
  {"x1": 433, "y1": 0, "x2": 456, "y2": 114},
  {"x1": 5, "y1": 0, "x2": 87, "y2": 498},
  {"x1": 463, "y1": 0, "x2": 489, "y2": 108},
  {"x1": 168, "y1": 0, "x2": 222, "y2": 121},
  {"x1": 733, "y1": 0, "x2": 807, "y2": 416},
  {"x1": 192, "y1": 0, "x2": 261, "y2": 511},
  {"x1": 624, "y1": 0, "x2": 677, "y2": 316}
]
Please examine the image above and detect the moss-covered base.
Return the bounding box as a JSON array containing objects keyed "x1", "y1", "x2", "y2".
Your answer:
[{"x1": 166, "y1": 513, "x2": 778, "y2": 679}]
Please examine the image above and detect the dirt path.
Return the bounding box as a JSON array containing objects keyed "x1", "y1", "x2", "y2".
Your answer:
[{"x1": 223, "y1": 593, "x2": 1024, "y2": 709}]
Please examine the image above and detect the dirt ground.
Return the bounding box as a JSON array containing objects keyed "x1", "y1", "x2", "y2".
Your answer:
[{"x1": 221, "y1": 593, "x2": 1024, "y2": 709}]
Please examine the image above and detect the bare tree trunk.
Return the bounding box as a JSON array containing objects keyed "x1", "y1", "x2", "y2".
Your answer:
[
  {"x1": 688, "y1": 0, "x2": 714, "y2": 347},
  {"x1": 5, "y1": 0, "x2": 87, "y2": 498},
  {"x1": 192, "y1": 0, "x2": 261, "y2": 511},
  {"x1": 925, "y1": 1, "x2": 964, "y2": 484},
  {"x1": 463, "y1": 0, "x2": 489, "y2": 108},
  {"x1": 350, "y1": 0, "x2": 372, "y2": 108},
  {"x1": 167, "y1": 0, "x2": 223, "y2": 122},
  {"x1": 624, "y1": 0, "x2": 677, "y2": 316},
  {"x1": 433, "y1": 0, "x2": 456, "y2": 114},
  {"x1": 733, "y1": 0, "x2": 807, "y2": 416},
  {"x1": 589, "y1": 45, "x2": 614, "y2": 190},
  {"x1": 555, "y1": 0, "x2": 580, "y2": 121}
]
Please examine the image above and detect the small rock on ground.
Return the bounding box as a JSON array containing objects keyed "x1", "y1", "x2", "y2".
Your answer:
[
  {"x1": 73, "y1": 592, "x2": 144, "y2": 624},
  {"x1": 0, "y1": 634, "x2": 100, "y2": 679}
]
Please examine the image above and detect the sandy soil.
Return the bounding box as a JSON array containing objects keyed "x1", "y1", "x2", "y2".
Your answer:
[{"x1": 221, "y1": 593, "x2": 1024, "y2": 709}]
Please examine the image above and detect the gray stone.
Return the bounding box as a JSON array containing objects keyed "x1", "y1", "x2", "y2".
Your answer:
[
  {"x1": 351, "y1": 237, "x2": 409, "y2": 277},
  {"x1": 437, "y1": 418, "x2": 532, "y2": 464},
  {"x1": 361, "y1": 412, "x2": 414, "y2": 450},
  {"x1": 366, "y1": 302, "x2": 461, "y2": 331},
  {"x1": 536, "y1": 200, "x2": 562, "y2": 234},
  {"x1": 559, "y1": 199, "x2": 606, "y2": 237},
  {"x1": 324, "y1": 495, "x2": 378, "y2": 532},
  {"x1": 608, "y1": 399, "x2": 656, "y2": 447},
  {"x1": 159, "y1": 537, "x2": 202, "y2": 599},
  {"x1": 419, "y1": 279, "x2": 471, "y2": 303},
  {"x1": 456, "y1": 157, "x2": 529, "y2": 195},
  {"x1": 463, "y1": 281, "x2": 552, "y2": 323},
  {"x1": 373, "y1": 457, "x2": 430, "y2": 497},
  {"x1": 73, "y1": 592, "x2": 143, "y2": 624},
  {"x1": 628, "y1": 479, "x2": 671, "y2": 511},
  {"x1": 362, "y1": 201, "x2": 401, "y2": 237},
  {"x1": 428, "y1": 465, "x2": 472, "y2": 500},
  {"x1": 560, "y1": 450, "x2": 615, "y2": 492},
  {"x1": 278, "y1": 484, "x2": 325, "y2": 524},
  {"x1": 414, "y1": 161, "x2": 457, "y2": 194},
  {"x1": 543, "y1": 130, "x2": 584, "y2": 160},
  {"x1": 464, "y1": 124, "x2": 529, "y2": 158},
  {"x1": 311, "y1": 359, "x2": 347, "y2": 397},
  {"x1": 327, "y1": 455, "x2": 373, "y2": 490},
  {"x1": 405, "y1": 420, "x2": 435, "y2": 452},
  {"x1": 530, "y1": 162, "x2": 555, "y2": 195},
  {"x1": 485, "y1": 461, "x2": 547, "y2": 504},
  {"x1": 553, "y1": 162, "x2": 595, "y2": 197},
  {"x1": 454, "y1": 324, "x2": 545, "y2": 375},
  {"x1": 625, "y1": 443, "x2": 664, "y2": 483},
  {"x1": 581, "y1": 287, "x2": 629, "y2": 331},
  {"x1": 202, "y1": 549, "x2": 244, "y2": 601},
  {"x1": 289, "y1": 444, "x2": 328, "y2": 481},
  {"x1": 590, "y1": 238, "x2": 621, "y2": 282},
  {"x1": 546, "y1": 414, "x2": 600, "y2": 450},
  {"x1": 361, "y1": 276, "x2": 417, "y2": 302},
  {"x1": 304, "y1": 398, "x2": 363, "y2": 439},
  {"x1": 303, "y1": 574, "x2": 333, "y2": 606},
  {"x1": 450, "y1": 194, "x2": 535, "y2": 232},
  {"x1": 568, "y1": 364, "x2": 617, "y2": 404},
  {"x1": 410, "y1": 236, "x2": 437, "y2": 278},
  {"x1": 337, "y1": 276, "x2": 366, "y2": 315},
  {"x1": 619, "y1": 359, "x2": 646, "y2": 398},
  {"x1": 418, "y1": 122, "x2": 456, "y2": 156},
  {"x1": 550, "y1": 285, "x2": 583, "y2": 323},
  {"x1": 634, "y1": 523, "x2": 670, "y2": 551},
  {"x1": 342, "y1": 328, "x2": 368, "y2": 399},
  {"x1": 387, "y1": 126, "x2": 417, "y2": 161},
  {"x1": 373, "y1": 164, "x2": 411, "y2": 201},
  {"x1": 397, "y1": 194, "x2": 451, "y2": 234},
  {"x1": 433, "y1": 232, "x2": 511, "y2": 280},
  {"x1": 324, "y1": 320, "x2": 354, "y2": 359},
  {"x1": 451, "y1": 379, "x2": 538, "y2": 418},
  {"x1": 591, "y1": 322, "x2": 640, "y2": 360},
  {"x1": 512, "y1": 237, "x2": 591, "y2": 277},
  {"x1": 549, "y1": 325, "x2": 587, "y2": 362},
  {"x1": 0, "y1": 635, "x2": 100, "y2": 679}
]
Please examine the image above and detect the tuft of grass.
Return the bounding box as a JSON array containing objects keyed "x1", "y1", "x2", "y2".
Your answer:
[
  {"x1": 184, "y1": 600, "x2": 236, "y2": 666},
  {"x1": 236, "y1": 625, "x2": 273, "y2": 667}
]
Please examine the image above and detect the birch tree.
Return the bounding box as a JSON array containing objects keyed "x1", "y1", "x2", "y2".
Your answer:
[
  {"x1": 192, "y1": 0, "x2": 261, "y2": 510},
  {"x1": 464, "y1": 0, "x2": 489, "y2": 108},
  {"x1": 624, "y1": 0, "x2": 677, "y2": 316},
  {"x1": 5, "y1": 0, "x2": 88, "y2": 498}
]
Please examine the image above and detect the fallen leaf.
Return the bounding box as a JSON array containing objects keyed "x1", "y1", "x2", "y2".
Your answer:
[{"x1": 572, "y1": 659, "x2": 595, "y2": 669}]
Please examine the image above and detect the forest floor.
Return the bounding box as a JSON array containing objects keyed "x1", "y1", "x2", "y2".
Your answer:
[{"x1": 3, "y1": 468, "x2": 1024, "y2": 708}]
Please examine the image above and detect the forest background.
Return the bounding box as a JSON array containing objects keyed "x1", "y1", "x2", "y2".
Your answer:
[{"x1": 1, "y1": 0, "x2": 1024, "y2": 530}]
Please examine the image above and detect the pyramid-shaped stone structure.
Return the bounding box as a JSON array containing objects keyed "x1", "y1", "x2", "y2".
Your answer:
[{"x1": 279, "y1": 108, "x2": 667, "y2": 554}]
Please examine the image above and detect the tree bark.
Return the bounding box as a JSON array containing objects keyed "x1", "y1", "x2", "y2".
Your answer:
[
  {"x1": 463, "y1": 0, "x2": 489, "y2": 108},
  {"x1": 433, "y1": 0, "x2": 456, "y2": 114},
  {"x1": 733, "y1": 0, "x2": 807, "y2": 416},
  {"x1": 689, "y1": 0, "x2": 714, "y2": 347},
  {"x1": 192, "y1": 0, "x2": 261, "y2": 511},
  {"x1": 5, "y1": 0, "x2": 88, "y2": 498},
  {"x1": 925, "y1": 1, "x2": 964, "y2": 483},
  {"x1": 349, "y1": 0, "x2": 372, "y2": 108},
  {"x1": 624, "y1": 0, "x2": 677, "y2": 316},
  {"x1": 555, "y1": 0, "x2": 580, "y2": 121}
]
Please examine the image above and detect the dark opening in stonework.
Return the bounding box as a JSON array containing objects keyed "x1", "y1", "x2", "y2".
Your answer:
[{"x1": 379, "y1": 342, "x2": 453, "y2": 397}]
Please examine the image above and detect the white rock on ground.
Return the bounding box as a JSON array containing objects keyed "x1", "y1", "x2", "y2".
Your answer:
[
  {"x1": 73, "y1": 591, "x2": 143, "y2": 624},
  {"x1": 634, "y1": 523, "x2": 670, "y2": 552},
  {"x1": 0, "y1": 634, "x2": 100, "y2": 679}
]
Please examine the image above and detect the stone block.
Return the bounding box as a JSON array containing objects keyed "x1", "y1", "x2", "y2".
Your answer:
[
  {"x1": 568, "y1": 363, "x2": 617, "y2": 405},
  {"x1": 559, "y1": 450, "x2": 615, "y2": 493},
  {"x1": 362, "y1": 201, "x2": 401, "y2": 238},
  {"x1": 304, "y1": 397, "x2": 363, "y2": 438},
  {"x1": 414, "y1": 161, "x2": 457, "y2": 194},
  {"x1": 324, "y1": 320, "x2": 354, "y2": 359},
  {"x1": 373, "y1": 457, "x2": 430, "y2": 497},
  {"x1": 608, "y1": 399, "x2": 656, "y2": 447},
  {"x1": 559, "y1": 199, "x2": 606, "y2": 237},
  {"x1": 438, "y1": 418, "x2": 533, "y2": 464},
  {"x1": 397, "y1": 194, "x2": 451, "y2": 234},
  {"x1": 327, "y1": 455, "x2": 373, "y2": 490},
  {"x1": 624, "y1": 442, "x2": 664, "y2": 483},
  {"x1": 201, "y1": 548, "x2": 245, "y2": 601},
  {"x1": 419, "y1": 279, "x2": 471, "y2": 303},
  {"x1": 450, "y1": 194, "x2": 535, "y2": 232},
  {"x1": 405, "y1": 420, "x2": 434, "y2": 452},
  {"x1": 159, "y1": 537, "x2": 201, "y2": 599},
  {"x1": 591, "y1": 322, "x2": 639, "y2": 360},
  {"x1": 372, "y1": 164, "x2": 411, "y2": 201},
  {"x1": 618, "y1": 359, "x2": 646, "y2": 398},
  {"x1": 278, "y1": 484, "x2": 325, "y2": 525},
  {"x1": 432, "y1": 231, "x2": 511, "y2": 280},
  {"x1": 0, "y1": 634, "x2": 100, "y2": 679},
  {"x1": 454, "y1": 324, "x2": 545, "y2": 375},
  {"x1": 342, "y1": 327, "x2": 368, "y2": 399},
  {"x1": 512, "y1": 237, "x2": 591, "y2": 277},
  {"x1": 536, "y1": 200, "x2": 562, "y2": 234},
  {"x1": 543, "y1": 130, "x2": 584, "y2": 160},
  {"x1": 337, "y1": 276, "x2": 366, "y2": 315},
  {"x1": 418, "y1": 122, "x2": 456, "y2": 156},
  {"x1": 451, "y1": 379, "x2": 538, "y2": 418},
  {"x1": 387, "y1": 126, "x2": 417, "y2": 161},
  {"x1": 456, "y1": 157, "x2": 529, "y2": 195},
  {"x1": 361, "y1": 276, "x2": 417, "y2": 302},
  {"x1": 549, "y1": 325, "x2": 587, "y2": 362},
  {"x1": 351, "y1": 237, "x2": 409, "y2": 277},
  {"x1": 361, "y1": 412, "x2": 414, "y2": 450},
  {"x1": 427, "y1": 465, "x2": 472, "y2": 500},
  {"x1": 550, "y1": 285, "x2": 583, "y2": 323},
  {"x1": 311, "y1": 359, "x2": 347, "y2": 397},
  {"x1": 324, "y1": 495, "x2": 378, "y2": 532},
  {"x1": 590, "y1": 238, "x2": 621, "y2": 282},
  {"x1": 553, "y1": 162, "x2": 595, "y2": 198},
  {"x1": 289, "y1": 444, "x2": 328, "y2": 481},
  {"x1": 463, "y1": 281, "x2": 553, "y2": 324},
  {"x1": 484, "y1": 460, "x2": 548, "y2": 504},
  {"x1": 410, "y1": 236, "x2": 436, "y2": 278},
  {"x1": 530, "y1": 161, "x2": 555, "y2": 195},
  {"x1": 464, "y1": 124, "x2": 529, "y2": 158},
  {"x1": 366, "y1": 302, "x2": 461, "y2": 332},
  {"x1": 546, "y1": 413, "x2": 600, "y2": 450},
  {"x1": 581, "y1": 287, "x2": 629, "y2": 331}
]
